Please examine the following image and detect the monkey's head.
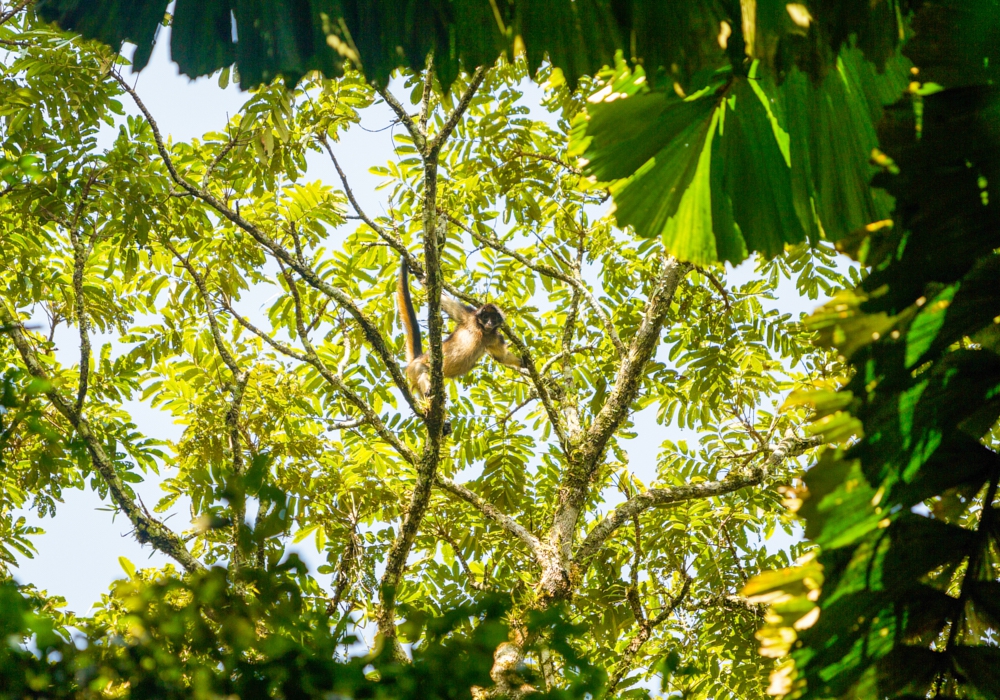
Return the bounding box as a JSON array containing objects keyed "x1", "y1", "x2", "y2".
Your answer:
[{"x1": 475, "y1": 304, "x2": 505, "y2": 333}]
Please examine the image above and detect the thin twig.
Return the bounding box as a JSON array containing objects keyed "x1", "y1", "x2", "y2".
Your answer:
[
  {"x1": 320, "y1": 138, "x2": 412, "y2": 261},
  {"x1": 434, "y1": 521, "x2": 487, "y2": 591},
  {"x1": 510, "y1": 150, "x2": 581, "y2": 175},
  {"x1": 377, "y1": 86, "x2": 425, "y2": 152}
]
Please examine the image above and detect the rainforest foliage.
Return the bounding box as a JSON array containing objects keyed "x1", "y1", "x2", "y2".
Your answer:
[{"x1": 2, "y1": 1, "x2": 999, "y2": 700}]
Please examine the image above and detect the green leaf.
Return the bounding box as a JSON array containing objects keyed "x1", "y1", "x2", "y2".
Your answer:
[{"x1": 118, "y1": 556, "x2": 137, "y2": 579}]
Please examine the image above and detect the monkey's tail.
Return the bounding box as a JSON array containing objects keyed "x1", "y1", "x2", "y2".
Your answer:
[{"x1": 397, "y1": 259, "x2": 422, "y2": 362}]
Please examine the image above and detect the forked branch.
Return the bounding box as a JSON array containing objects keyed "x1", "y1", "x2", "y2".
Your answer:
[
  {"x1": 216, "y1": 295, "x2": 417, "y2": 465},
  {"x1": 574, "y1": 432, "x2": 820, "y2": 565},
  {"x1": 435, "y1": 475, "x2": 547, "y2": 566}
]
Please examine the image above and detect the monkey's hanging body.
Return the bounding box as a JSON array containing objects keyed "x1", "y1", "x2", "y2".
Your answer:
[{"x1": 397, "y1": 262, "x2": 523, "y2": 404}]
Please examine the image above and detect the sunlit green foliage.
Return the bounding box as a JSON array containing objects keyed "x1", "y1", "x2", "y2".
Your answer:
[
  {"x1": 0, "y1": 4, "x2": 865, "y2": 700},
  {"x1": 0, "y1": 563, "x2": 606, "y2": 700},
  {"x1": 746, "y1": 3, "x2": 1000, "y2": 699}
]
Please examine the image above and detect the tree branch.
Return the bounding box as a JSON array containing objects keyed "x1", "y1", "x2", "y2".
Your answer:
[
  {"x1": 164, "y1": 241, "x2": 243, "y2": 376},
  {"x1": 217, "y1": 296, "x2": 417, "y2": 465},
  {"x1": 434, "y1": 521, "x2": 487, "y2": 591},
  {"x1": 0, "y1": 0, "x2": 32, "y2": 27},
  {"x1": 374, "y1": 67, "x2": 495, "y2": 650},
  {"x1": 574, "y1": 432, "x2": 820, "y2": 566},
  {"x1": 376, "y1": 85, "x2": 425, "y2": 152},
  {"x1": 164, "y1": 240, "x2": 253, "y2": 567},
  {"x1": 501, "y1": 327, "x2": 569, "y2": 451},
  {"x1": 539, "y1": 344, "x2": 600, "y2": 377},
  {"x1": 549, "y1": 256, "x2": 690, "y2": 563},
  {"x1": 582, "y1": 257, "x2": 690, "y2": 465},
  {"x1": 329, "y1": 519, "x2": 362, "y2": 615},
  {"x1": 427, "y1": 66, "x2": 488, "y2": 153},
  {"x1": 319, "y1": 137, "x2": 412, "y2": 262},
  {"x1": 605, "y1": 576, "x2": 692, "y2": 697},
  {"x1": 419, "y1": 54, "x2": 435, "y2": 135},
  {"x1": 435, "y1": 475, "x2": 547, "y2": 566},
  {"x1": 695, "y1": 266, "x2": 731, "y2": 313},
  {"x1": 510, "y1": 150, "x2": 582, "y2": 175},
  {"x1": 0, "y1": 303, "x2": 203, "y2": 572},
  {"x1": 113, "y1": 71, "x2": 422, "y2": 416},
  {"x1": 70, "y1": 228, "x2": 91, "y2": 414}
]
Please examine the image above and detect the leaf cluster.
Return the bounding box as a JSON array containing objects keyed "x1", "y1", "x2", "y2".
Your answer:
[{"x1": 746, "y1": 3, "x2": 1000, "y2": 698}]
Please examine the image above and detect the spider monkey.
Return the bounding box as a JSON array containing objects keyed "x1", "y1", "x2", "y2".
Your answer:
[{"x1": 397, "y1": 260, "x2": 524, "y2": 407}]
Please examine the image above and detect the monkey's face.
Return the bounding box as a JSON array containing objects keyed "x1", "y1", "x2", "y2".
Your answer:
[{"x1": 476, "y1": 304, "x2": 504, "y2": 332}]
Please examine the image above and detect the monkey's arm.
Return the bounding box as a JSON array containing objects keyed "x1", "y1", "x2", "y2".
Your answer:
[
  {"x1": 485, "y1": 336, "x2": 525, "y2": 369},
  {"x1": 441, "y1": 295, "x2": 474, "y2": 323}
]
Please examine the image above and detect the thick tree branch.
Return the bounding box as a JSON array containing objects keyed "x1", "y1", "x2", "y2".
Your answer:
[
  {"x1": 375, "y1": 67, "x2": 493, "y2": 651},
  {"x1": 418, "y1": 54, "x2": 435, "y2": 135},
  {"x1": 376, "y1": 208, "x2": 446, "y2": 656},
  {"x1": 113, "y1": 72, "x2": 422, "y2": 416},
  {"x1": 574, "y1": 432, "x2": 820, "y2": 566},
  {"x1": 582, "y1": 257, "x2": 690, "y2": 464},
  {"x1": 0, "y1": 304, "x2": 203, "y2": 572},
  {"x1": 549, "y1": 256, "x2": 690, "y2": 563}
]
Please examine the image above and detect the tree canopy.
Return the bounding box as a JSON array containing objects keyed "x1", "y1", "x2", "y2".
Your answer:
[
  {"x1": 745, "y1": 4, "x2": 1000, "y2": 699},
  {"x1": 3, "y1": 1, "x2": 1000, "y2": 700},
  {"x1": 0, "y1": 3, "x2": 857, "y2": 699},
  {"x1": 34, "y1": 0, "x2": 918, "y2": 264}
]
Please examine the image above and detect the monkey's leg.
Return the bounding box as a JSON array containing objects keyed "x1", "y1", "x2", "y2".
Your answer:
[
  {"x1": 417, "y1": 373, "x2": 432, "y2": 406},
  {"x1": 407, "y1": 360, "x2": 430, "y2": 410},
  {"x1": 408, "y1": 361, "x2": 450, "y2": 437}
]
